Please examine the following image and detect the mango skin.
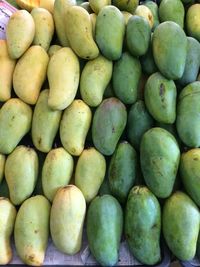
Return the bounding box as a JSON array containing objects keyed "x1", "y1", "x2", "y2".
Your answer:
[
  {"x1": 5, "y1": 145, "x2": 39, "y2": 205},
  {"x1": 152, "y1": 21, "x2": 187, "y2": 80},
  {"x1": 0, "y1": 154, "x2": 5, "y2": 185},
  {"x1": 0, "y1": 98, "x2": 32, "y2": 155},
  {"x1": 0, "y1": 197, "x2": 16, "y2": 265},
  {"x1": 0, "y1": 40, "x2": 16, "y2": 102},
  {"x1": 6, "y1": 10, "x2": 35, "y2": 59},
  {"x1": 75, "y1": 147, "x2": 106, "y2": 202},
  {"x1": 125, "y1": 186, "x2": 161, "y2": 265},
  {"x1": 140, "y1": 127, "x2": 180, "y2": 198},
  {"x1": 134, "y1": 5, "x2": 154, "y2": 28},
  {"x1": 48, "y1": 45, "x2": 62, "y2": 58},
  {"x1": 186, "y1": 4, "x2": 200, "y2": 42},
  {"x1": 14, "y1": 195, "x2": 50, "y2": 266},
  {"x1": 32, "y1": 89, "x2": 62, "y2": 153},
  {"x1": 176, "y1": 81, "x2": 200, "y2": 147},
  {"x1": 95, "y1": 5, "x2": 125, "y2": 60},
  {"x1": 42, "y1": 148, "x2": 74, "y2": 202},
  {"x1": 89, "y1": 0, "x2": 111, "y2": 13},
  {"x1": 31, "y1": 8, "x2": 54, "y2": 51},
  {"x1": 87, "y1": 195, "x2": 123, "y2": 266},
  {"x1": 60, "y1": 100, "x2": 92, "y2": 156},
  {"x1": 113, "y1": 52, "x2": 141, "y2": 104},
  {"x1": 143, "y1": 1, "x2": 159, "y2": 30},
  {"x1": 39, "y1": 0, "x2": 55, "y2": 13},
  {"x1": 92, "y1": 97, "x2": 127, "y2": 156},
  {"x1": 66, "y1": 6, "x2": 99, "y2": 59},
  {"x1": 13, "y1": 45, "x2": 49, "y2": 105},
  {"x1": 163, "y1": 191, "x2": 200, "y2": 261},
  {"x1": 90, "y1": 13, "x2": 97, "y2": 37},
  {"x1": 112, "y1": 0, "x2": 139, "y2": 13},
  {"x1": 80, "y1": 55, "x2": 113, "y2": 107},
  {"x1": 50, "y1": 185, "x2": 86, "y2": 255},
  {"x1": 108, "y1": 141, "x2": 137, "y2": 203}
]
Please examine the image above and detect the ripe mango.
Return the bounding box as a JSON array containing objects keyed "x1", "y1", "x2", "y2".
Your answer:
[
  {"x1": 134, "y1": 5, "x2": 154, "y2": 28},
  {"x1": 186, "y1": 4, "x2": 200, "y2": 42},
  {"x1": 48, "y1": 45, "x2": 62, "y2": 57},
  {"x1": 143, "y1": 1, "x2": 159, "y2": 30}
]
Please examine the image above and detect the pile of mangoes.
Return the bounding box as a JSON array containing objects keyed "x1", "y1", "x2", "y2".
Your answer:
[{"x1": 0, "y1": 0, "x2": 200, "y2": 266}]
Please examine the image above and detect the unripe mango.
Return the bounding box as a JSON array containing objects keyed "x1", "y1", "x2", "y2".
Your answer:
[
  {"x1": 89, "y1": 0, "x2": 111, "y2": 13},
  {"x1": 48, "y1": 45, "x2": 62, "y2": 57},
  {"x1": 112, "y1": 0, "x2": 139, "y2": 13}
]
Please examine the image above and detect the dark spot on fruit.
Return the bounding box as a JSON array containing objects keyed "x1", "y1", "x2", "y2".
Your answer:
[
  {"x1": 28, "y1": 255, "x2": 35, "y2": 261},
  {"x1": 38, "y1": 137, "x2": 42, "y2": 145},
  {"x1": 193, "y1": 157, "x2": 199, "y2": 161},
  {"x1": 34, "y1": 230, "x2": 38, "y2": 234},
  {"x1": 159, "y1": 83, "x2": 165, "y2": 97},
  {"x1": 151, "y1": 224, "x2": 157, "y2": 229},
  {"x1": 11, "y1": 115, "x2": 15, "y2": 121},
  {"x1": 112, "y1": 127, "x2": 115, "y2": 133}
]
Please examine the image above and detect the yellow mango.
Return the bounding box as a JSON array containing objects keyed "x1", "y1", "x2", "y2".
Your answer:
[
  {"x1": 39, "y1": 0, "x2": 55, "y2": 13},
  {"x1": 48, "y1": 45, "x2": 62, "y2": 57},
  {"x1": 89, "y1": 0, "x2": 111, "y2": 14},
  {"x1": 134, "y1": 5, "x2": 154, "y2": 28},
  {"x1": 90, "y1": 13, "x2": 97, "y2": 37},
  {"x1": 13, "y1": 45, "x2": 49, "y2": 105},
  {"x1": 16, "y1": 0, "x2": 40, "y2": 11},
  {"x1": 0, "y1": 154, "x2": 6, "y2": 184},
  {"x1": 122, "y1": 11, "x2": 132, "y2": 24}
]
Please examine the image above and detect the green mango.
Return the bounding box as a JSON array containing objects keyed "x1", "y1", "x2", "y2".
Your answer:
[
  {"x1": 0, "y1": 197, "x2": 16, "y2": 265},
  {"x1": 32, "y1": 90, "x2": 62, "y2": 153},
  {"x1": 0, "y1": 179, "x2": 9, "y2": 198},
  {"x1": 176, "y1": 81, "x2": 200, "y2": 147},
  {"x1": 75, "y1": 147, "x2": 106, "y2": 202},
  {"x1": 143, "y1": 1, "x2": 159, "y2": 30},
  {"x1": 152, "y1": 21, "x2": 187, "y2": 80},
  {"x1": 5, "y1": 146, "x2": 39, "y2": 205},
  {"x1": 121, "y1": 11, "x2": 132, "y2": 24},
  {"x1": 87, "y1": 195, "x2": 123, "y2": 266},
  {"x1": 60, "y1": 100, "x2": 92, "y2": 156},
  {"x1": 155, "y1": 122, "x2": 179, "y2": 143},
  {"x1": 89, "y1": 0, "x2": 111, "y2": 13},
  {"x1": 112, "y1": 0, "x2": 139, "y2": 13},
  {"x1": 178, "y1": 37, "x2": 200, "y2": 86},
  {"x1": 163, "y1": 191, "x2": 200, "y2": 261},
  {"x1": 80, "y1": 55, "x2": 113, "y2": 107},
  {"x1": 50, "y1": 185, "x2": 86, "y2": 255},
  {"x1": 14, "y1": 195, "x2": 50, "y2": 266},
  {"x1": 108, "y1": 141, "x2": 137, "y2": 203},
  {"x1": 144, "y1": 72, "x2": 177, "y2": 124},
  {"x1": 113, "y1": 52, "x2": 142, "y2": 104},
  {"x1": 125, "y1": 186, "x2": 161, "y2": 265},
  {"x1": 95, "y1": 5, "x2": 125, "y2": 60},
  {"x1": 159, "y1": 0, "x2": 185, "y2": 28},
  {"x1": 92, "y1": 97, "x2": 127, "y2": 156},
  {"x1": 0, "y1": 154, "x2": 5, "y2": 184},
  {"x1": 126, "y1": 15, "x2": 151, "y2": 57},
  {"x1": 48, "y1": 45, "x2": 62, "y2": 57},
  {"x1": 140, "y1": 127, "x2": 180, "y2": 198},
  {"x1": 127, "y1": 100, "x2": 154, "y2": 150},
  {"x1": 186, "y1": 4, "x2": 200, "y2": 42},
  {"x1": 42, "y1": 148, "x2": 74, "y2": 202},
  {"x1": 134, "y1": 5, "x2": 154, "y2": 28},
  {"x1": 0, "y1": 98, "x2": 32, "y2": 155},
  {"x1": 90, "y1": 13, "x2": 97, "y2": 37}
]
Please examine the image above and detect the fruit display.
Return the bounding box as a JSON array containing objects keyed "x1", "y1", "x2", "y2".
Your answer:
[{"x1": 0, "y1": 0, "x2": 200, "y2": 266}]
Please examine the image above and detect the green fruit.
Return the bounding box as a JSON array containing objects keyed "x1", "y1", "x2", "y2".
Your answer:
[
  {"x1": 14, "y1": 195, "x2": 50, "y2": 266},
  {"x1": 134, "y1": 5, "x2": 154, "y2": 28},
  {"x1": 163, "y1": 191, "x2": 200, "y2": 261},
  {"x1": 48, "y1": 45, "x2": 62, "y2": 57},
  {"x1": 143, "y1": 1, "x2": 159, "y2": 30},
  {"x1": 152, "y1": 21, "x2": 187, "y2": 80},
  {"x1": 108, "y1": 141, "x2": 137, "y2": 203},
  {"x1": 95, "y1": 5, "x2": 125, "y2": 60},
  {"x1": 0, "y1": 154, "x2": 5, "y2": 185},
  {"x1": 186, "y1": 4, "x2": 200, "y2": 42},
  {"x1": 144, "y1": 72, "x2": 177, "y2": 124},
  {"x1": 113, "y1": 52, "x2": 141, "y2": 104},
  {"x1": 125, "y1": 186, "x2": 161, "y2": 265},
  {"x1": 92, "y1": 97, "x2": 127, "y2": 156},
  {"x1": 140, "y1": 127, "x2": 180, "y2": 198},
  {"x1": 87, "y1": 195, "x2": 123, "y2": 266},
  {"x1": 112, "y1": 0, "x2": 139, "y2": 13},
  {"x1": 89, "y1": 0, "x2": 111, "y2": 13}
]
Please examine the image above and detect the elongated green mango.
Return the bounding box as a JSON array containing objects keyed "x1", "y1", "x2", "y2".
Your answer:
[
  {"x1": 42, "y1": 148, "x2": 74, "y2": 202},
  {"x1": 60, "y1": 100, "x2": 92, "y2": 156},
  {"x1": 32, "y1": 89, "x2": 62, "y2": 152},
  {"x1": 75, "y1": 147, "x2": 106, "y2": 202},
  {"x1": 0, "y1": 98, "x2": 32, "y2": 155},
  {"x1": 186, "y1": 4, "x2": 200, "y2": 42},
  {"x1": 13, "y1": 45, "x2": 49, "y2": 105},
  {"x1": 50, "y1": 185, "x2": 86, "y2": 255},
  {"x1": 112, "y1": 0, "x2": 139, "y2": 13},
  {"x1": 48, "y1": 47, "x2": 80, "y2": 110},
  {"x1": 0, "y1": 154, "x2": 6, "y2": 185},
  {"x1": 80, "y1": 55, "x2": 112, "y2": 107},
  {"x1": 5, "y1": 146, "x2": 39, "y2": 205},
  {"x1": 0, "y1": 197, "x2": 16, "y2": 265},
  {"x1": 14, "y1": 195, "x2": 50, "y2": 266}
]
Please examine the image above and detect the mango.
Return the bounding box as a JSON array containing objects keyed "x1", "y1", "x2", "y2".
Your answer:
[
  {"x1": 92, "y1": 97, "x2": 127, "y2": 156},
  {"x1": 163, "y1": 191, "x2": 200, "y2": 261},
  {"x1": 89, "y1": 0, "x2": 111, "y2": 13},
  {"x1": 16, "y1": 0, "x2": 39, "y2": 11},
  {"x1": 143, "y1": 1, "x2": 159, "y2": 30},
  {"x1": 95, "y1": 5, "x2": 125, "y2": 60},
  {"x1": 14, "y1": 195, "x2": 50, "y2": 266},
  {"x1": 121, "y1": 11, "x2": 132, "y2": 24},
  {"x1": 39, "y1": 0, "x2": 55, "y2": 13},
  {"x1": 75, "y1": 147, "x2": 106, "y2": 202},
  {"x1": 140, "y1": 127, "x2": 180, "y2": 198},
  {"x1": 152, "y1": 21, "x2": 187, "y2": 80},
  {"x1": 80, "y1": 55, "x2": 113, "y2": 107},
  {"x1": 6, "y1": 10, "x2": 35, "y2": 59},
  {"x1": 5, "y1": 145, "x2": 38, "y2": 205},
  {"x1": 134, "y1": 5, "x2": 154, "y2": 28},
  {"x1": 81, "y1": 2, "x2": 93, "y2": 13},
  {"x1": 108, "y1": 141, "x2": 137, "y2": 203},
  {"x1": 112, "y1": 0, "x2": 138, "y2": 13},
  {"x1": 0, "y1": 154, "x2": 6, "y2": 185},
  {"x1": 0, "y1": 40, "x2": 16, "y2": 102},
  {"x1": 125, "y1": 186, "x2": 161, "y2": 265},
  {"x1": 13, "y1": 45, "x2": 49, "y2": 105},
  {"x1": 32, "y1": 89, "x2": 62, "y2": 153},
  {"x1": 47, "y1": 47, "x2": 80, "y2": 110},
  {"x1": 50, "y1": 185, "x2": 86, "y2": 255},
  {"x1": 31, "y1": 8, "x2": 54, "y2": 51},
  {"x1": 60, "y1": 100, "x2": 92, "y2": 156},
  {"x1": 66, "y1": 6, "x2": 99, "y2": 59},
  {"x1": 186, "y1": 4, "x2": 200, "y2": 42},
  {"x1": 87, "y1": 195, "x2": 123, "y2": 266},
  {"x1": 48, "y1": 45, "x2": 62, "y2": 57},
  {"x1": 126, "y1": 15, "x2": 151, "y2": 57},
  {"x1": 0, "y1": 98, "x2": 32, "y2": 155},
  {"x1": 90, "y1": 13, "x2": 97, "y2": 37},
  {"x1": 0, "y1": 198, "x2": 16, "y2": 265}
]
